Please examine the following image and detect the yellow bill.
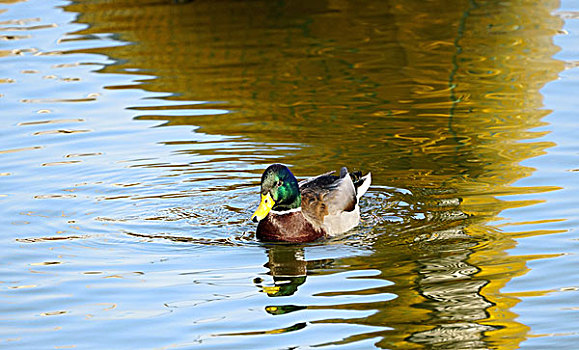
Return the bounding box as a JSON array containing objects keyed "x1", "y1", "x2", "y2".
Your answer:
[{"x1": 251, "y1": 193, "x2": 275, "y2": 222}]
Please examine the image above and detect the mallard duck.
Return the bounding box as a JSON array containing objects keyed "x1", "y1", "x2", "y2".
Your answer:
[{"x1": 251, "y1": 164, "x2": 371, "y2": 242}]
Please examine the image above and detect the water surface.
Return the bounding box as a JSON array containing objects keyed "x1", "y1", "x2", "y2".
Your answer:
[{"x1": 1, "y1": 0, "x2": 578, "y2": 349}]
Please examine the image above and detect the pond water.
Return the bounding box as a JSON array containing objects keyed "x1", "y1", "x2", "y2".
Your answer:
[{"x1": 1, "y1": 0, "x2": 578, "y2": 348}]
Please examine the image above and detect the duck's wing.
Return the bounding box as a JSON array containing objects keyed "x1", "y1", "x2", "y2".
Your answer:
[
  {"x1": 300, "y1": 168, "x2": 372, "y2": 235},
  {"x1": 299, "y1": 168, "x2": 356, "y2": 228},
  {"x1": 298, "y1": 170, "x2": 335, "y2": 187}
]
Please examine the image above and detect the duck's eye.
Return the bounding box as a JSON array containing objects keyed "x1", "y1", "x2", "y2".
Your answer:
[{"x1": 275, "y1": 180, "x2": 283, "y2": 187}]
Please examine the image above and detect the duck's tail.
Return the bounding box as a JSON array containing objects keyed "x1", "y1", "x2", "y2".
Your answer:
[{"x1": 349, "y1": 170, "x2": 372, "y2": 200}]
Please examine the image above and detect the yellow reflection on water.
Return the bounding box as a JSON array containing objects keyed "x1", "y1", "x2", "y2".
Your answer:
[{"x1": 64, "y1": 0, "x2": 564, "y2": 348}]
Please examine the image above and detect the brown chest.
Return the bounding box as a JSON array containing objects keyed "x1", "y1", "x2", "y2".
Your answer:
[{"x1": 256, "y1": 212, "x2": 325, "y2": 243}]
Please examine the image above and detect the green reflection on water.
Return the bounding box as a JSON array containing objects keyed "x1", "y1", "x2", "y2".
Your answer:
[{"x1": 65, "y1": 0, "x2": 564, "y2": 348}]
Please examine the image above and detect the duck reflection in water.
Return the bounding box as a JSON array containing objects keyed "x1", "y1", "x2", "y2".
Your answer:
[{"x1": 255, "y1": 245, "x2": 308, "y2": 300}]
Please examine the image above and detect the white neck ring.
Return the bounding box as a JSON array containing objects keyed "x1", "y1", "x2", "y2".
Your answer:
[{"x1": 270, "y1": 207, "x2": 302, "y2": 215}]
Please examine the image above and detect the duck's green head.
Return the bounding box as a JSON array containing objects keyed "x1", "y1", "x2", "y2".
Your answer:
[{"x1": 251, "y1": 164, "x2": 301, "y2": 222}]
